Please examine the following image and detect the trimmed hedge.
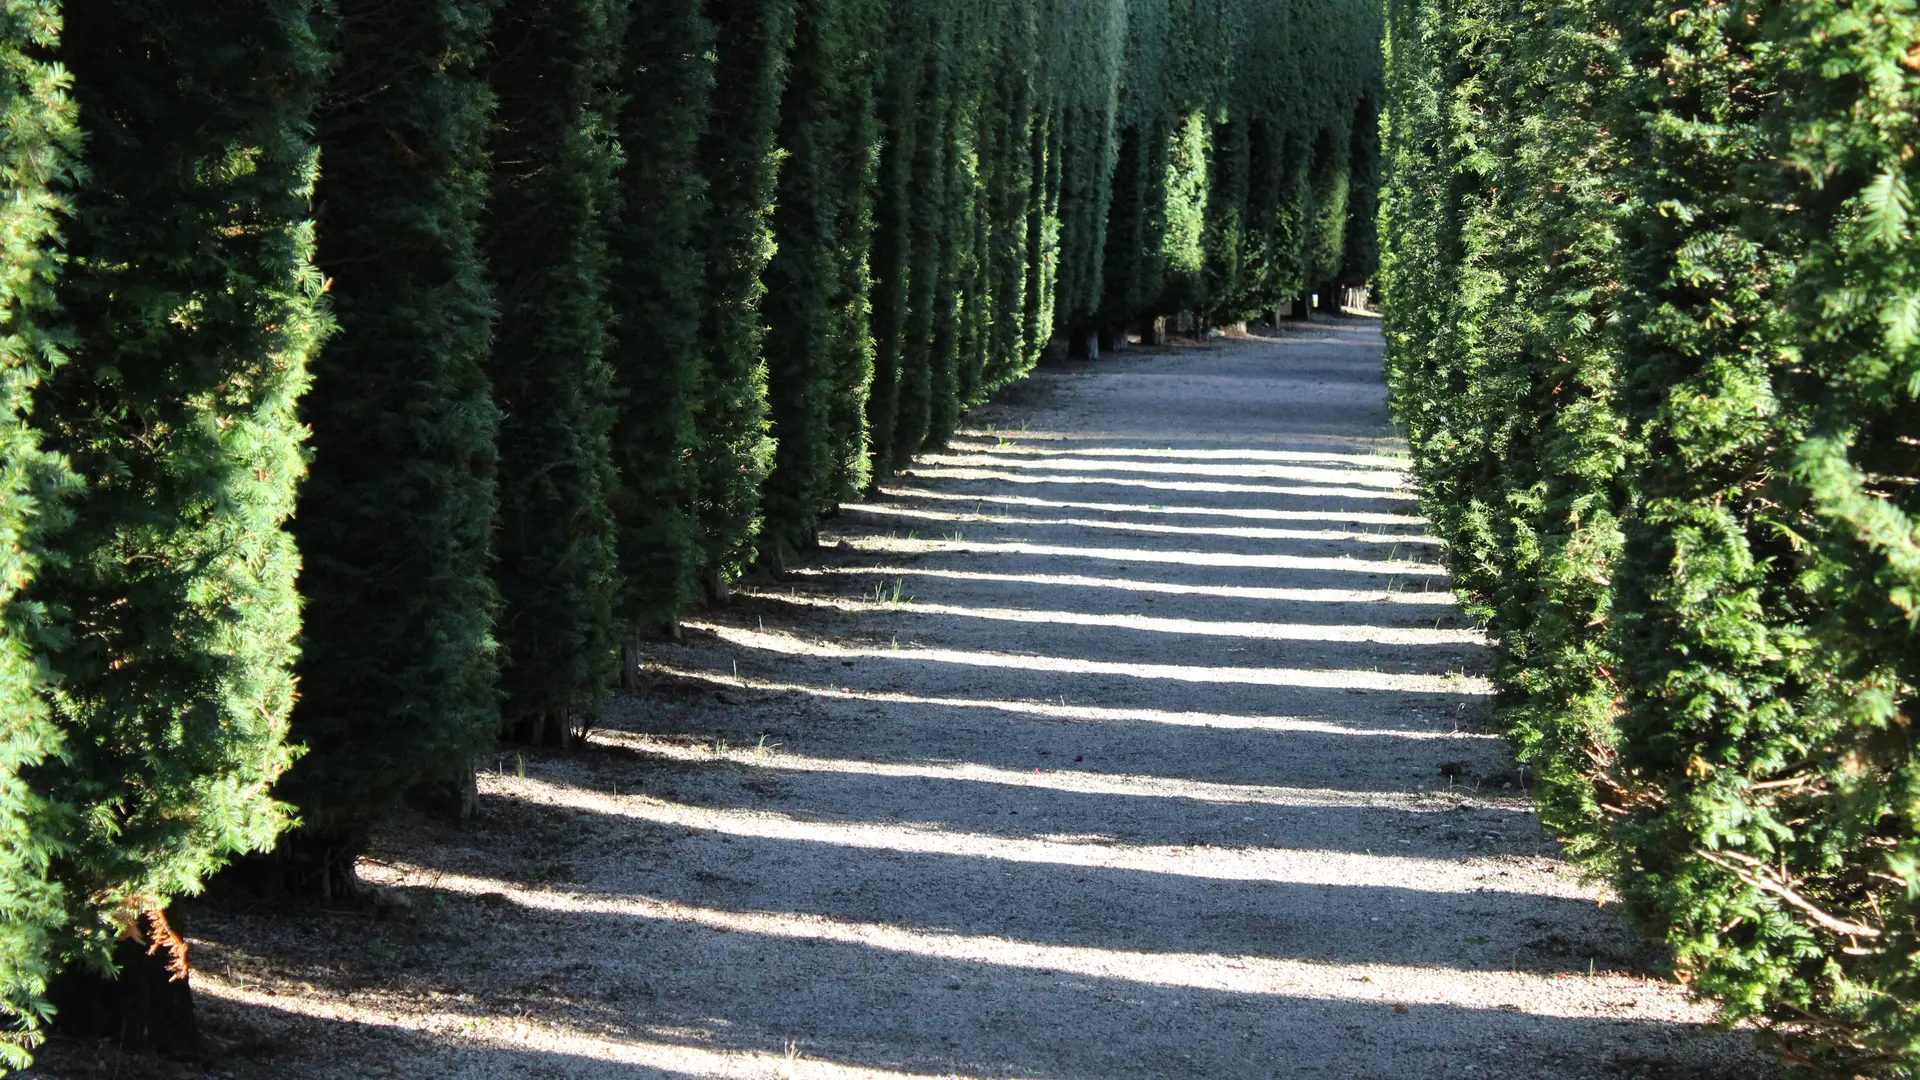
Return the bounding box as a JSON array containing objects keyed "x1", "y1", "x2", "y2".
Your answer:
[
  {"x1": 0, "y1": 0, "x2": 1385, "y2": 1065},
  {"x1": 1383, "y1": 0, "x2": 1920, "y2": 1069},
  {"x1": 0, "y1": 2, "x2": 78, "y2": 1062},
  {"x1": 35, "y1": 0, "x2": 327, "y2": 1041},
  {"x1": 274, "y1": 0, "x2": 502, "y2": 901}
]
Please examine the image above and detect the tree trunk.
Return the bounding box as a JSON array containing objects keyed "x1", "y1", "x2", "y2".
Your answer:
[
  {"x1": 1068, "y1": 326, "x2": 1099, "y2": 360},
  {"x1": 508, "y1": 713, "x2": 573, "y2": 750},
  {"x1": 620, "y1": 639, "x2": 643, "y2": 690},
  {"x1": 1145, "y1": 316, "x2": 1166, "y2": 345},
  {"x1": 49, "y1": 910, "x2": 199, "y2": 1058},
  {"x1": 219, "y1": 820, "x2": 370, "y2": 905},
  {"x1": 1289, "y1": 294, "x2": 1310, "y2": 320}
]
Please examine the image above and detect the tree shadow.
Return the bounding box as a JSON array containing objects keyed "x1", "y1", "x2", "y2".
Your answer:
[{"x1": 57, "y1": 862, "x2": 1775, "y2": 1080}]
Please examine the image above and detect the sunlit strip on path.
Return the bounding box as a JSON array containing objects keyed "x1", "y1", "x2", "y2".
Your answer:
[
  {"x1": 907, "y1": 466, "x2": 1419, "y2": 501},
  {"x1": 836, "y1": 536, "x2": 1446, "y2": 576},
  {"x1": 789, "y1": 566, "x2": 1460, "y2": 605},
  {"x1": 873, "y1": 486, "x2": 1428, "y2": 527},
  {"x1": 350, "y1": 863, "x2": 1682, "y2": 1023},
  {"x1": 588, "y1": 729, "x2": 1502, "y2": 808},
  {"x1": 195, "y1": 981, "x2": 1005, "y2": 1080},
  {"x1": 687, "y1": 624, "x2": 1493, "y2": 695},
  {"x1": 742, "y1": 591, "x2": 1482, "y2": 646},
  {"x1": 948, "y1": 435, "x2": 1412, "y2": 471},
  {"x1": 486, "y1": 777, "x2": 1564, "y2": 890},
  {"x1": 919, "y1": 452, "x2": 1409, "y2": 488},
  {"x1": 843, "y1": 501, "x2": 1443, "y2": 546},
  {"x1": 645, "y1": 663, "x2": 1491, "y2": 739}
]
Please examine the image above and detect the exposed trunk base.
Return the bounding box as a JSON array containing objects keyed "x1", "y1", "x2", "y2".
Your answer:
[
  {"x1": 49, "y1": 911, "x2": 198, "y2": 1058},
  {"x1": 617, "y1": 625, "x2": 679, "y2": 689},
  {"x1": 506, "y1": 712, "x2": 576, "y2": 749},
  {"x1": 220, "y1": 824, "x2": 369, "y2": 906},
  {"x1": 1068, "y1": 326, "x2": 1099, "y2": 361},
  {"x1": 706, "y1": 571, "x2": 731, "y2": 604},
  {"x1": 1144, "y1": 316, "x2": 1167, "y2": 345},
  {"x1": 407, "y1": 755, "x2": 484, "y2": 817},
  {"x1": 1289, "y1": 294, "x2": 1311, "y2": 320}
]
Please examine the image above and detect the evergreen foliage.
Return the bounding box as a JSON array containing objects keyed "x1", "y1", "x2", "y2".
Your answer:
[
  {"x1": 689, "y1": 0, "x2": 795, "y2": 592},
  {"x1": 29, "y1": 0, "x2": 326, "y2": 1020},
  {"x1": 273, "y1": 0, "x2": 501, "y2": 899},
  {"x1": 1088, "y1": 0, "x2": 1382, "y2": 340},
  {"x1": 604, "y1": 0, "x2": 713, "y2": 638},
  {"x1": 482, "y1": 0, "x2": 624, "y2": 743},
  {"x1": 759, "y1": 0, "x2": 881, "y2": 561},
  {"x1": 0, "y1": 2, "x2": 77, "y2": 1062},
  {"x1": 1383, "y1": 0, "x2": 1920, "y2": 1067},
  {"x1": 0, "y1": 1, "x2": 1387, "y2": 1068}
]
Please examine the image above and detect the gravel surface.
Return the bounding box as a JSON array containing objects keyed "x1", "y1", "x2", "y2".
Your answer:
[{"x1": 33, "y1": 321, "x2": 1777, "y2": 1080}]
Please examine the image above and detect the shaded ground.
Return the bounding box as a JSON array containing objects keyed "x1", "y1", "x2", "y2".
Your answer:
[{"x1": 32, "y1": 322, "x2": 1777, "y2": 1080}]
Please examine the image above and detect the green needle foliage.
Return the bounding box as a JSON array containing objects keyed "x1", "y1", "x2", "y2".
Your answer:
[
  {"x1": 1385, "y1": 0, "x2": 1920, "y2": 1067},
  {"x1": 759, "y1": 0, "x2": 882, "y2": 563},
  {"x1": 605, "y1": 0, "x2": 713, "y2": 640},
  {"x1": 273, "y1": 0, "x2": 501, "y2": 901},
  {"x1": 0, "y1": 3, "x2": 1386, "y2": 1067},
  {"x1": 30, "y1": 0, "x2": 326, "y2": 1032},
  {"x1": 0, "y1": 1, "x2": 77, "y2": 1063},
  {"x1": 854, "y1": 0, "x2": 1381, "y2": 479},
  {"x1": 690, "y1": 0, "x2": 795, "y2": 593},
  {"x1": 1090, "y1": 0, "x2": 1382, "y2": 341},
  {"x1": 482, "y1": 0, "x2": 624, "y2": 744}
]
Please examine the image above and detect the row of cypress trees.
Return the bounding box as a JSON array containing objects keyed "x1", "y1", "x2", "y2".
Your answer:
[
  {"x1": 1383, "y1": 0, "x2": 1920, "y2": 1070},
  {"x1": 0, "y1": 0, "x2": 1381, "y2": 1065}
]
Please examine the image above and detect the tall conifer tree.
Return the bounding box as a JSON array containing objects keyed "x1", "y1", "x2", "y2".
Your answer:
[
  {"x1": 889, "y1": 23, "x2": 951, "y2": 468},
  {"x1": 32, "y1": 0, "x2": 327, "y2": 1043},
  {"x1": 0, "y1": 3, "x2": 78, "y2": 1064},
  {"x1": 978, "y1": 1, "x2": 1037, "y2": 389},
  {"x1": 862, "y1": 9, "x2": 925, "y2": 482},
  {"x1": 821, "y1": 8, "x2": 882, "y2": 504},
  {"x1": 690, "y1": 0, "x2": 795, "y2": 592},
  {"x1": 606, "y1": 0, "x2": 714, "y2": 642},
  {"x1": 760, "y1": 0, "x2": 880, "y2": 562},
  {"x1": 482, "y1": 0, "x2": 624, "y2": 744},
  {"x1": 271, "y1": 0, "x2": 501, "y2": 900}
]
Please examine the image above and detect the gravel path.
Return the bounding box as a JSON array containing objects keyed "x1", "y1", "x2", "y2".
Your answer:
[{"x1": 44, "y1": 322, "x2": 1775, "y2": 1080}]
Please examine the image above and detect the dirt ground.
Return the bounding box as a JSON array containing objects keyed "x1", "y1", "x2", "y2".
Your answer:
[{"x1": 30, "y1": 321, "x2": 1779, "y2": 1080}]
